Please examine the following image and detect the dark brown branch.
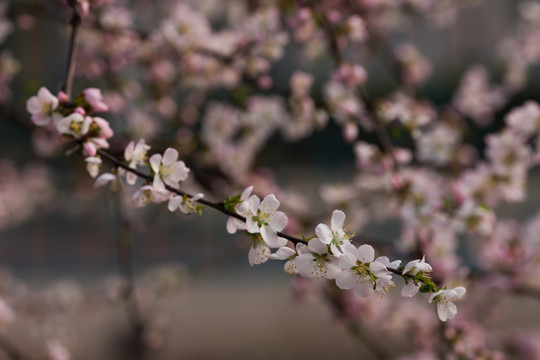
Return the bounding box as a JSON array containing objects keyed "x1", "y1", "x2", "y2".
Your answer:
[
  {"x1": 97, "y1": 148, "x2": 304, "y2": 245},
  {"x1": 61, "y1": 2, "x2": 81, "y2": 97}
]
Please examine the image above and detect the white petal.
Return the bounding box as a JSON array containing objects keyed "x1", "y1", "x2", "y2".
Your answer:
[
  {"x1": 339, "y1": 253, "x2": 357, "y2": 269},
  {"x1": 260, "y1": 194, "x2": 280, "y2": 212},
  {"x1": 315, "y1": 224, "x2": 333, "y2": 245},
  {"x1": 295, "y1": 254, "x2": 315, "y2": 277},
  {"x1": 162, "y1": 148, "x2": 179, "y2": 166},
  {"x1": 153, "y1": 174, "x2": 166, "y2": 192},
  {"x1": 268, "y1": 211, "x2": 287, "y2": 232},
  {"x1": 357, "y1": 244, "x2": 375, "y2": 263},
  {"x1": 403, "y1": 260, "x2": 418, "y2": 275},
  {"x1": 168, "y1": 195, "x2": 182, "y2": 211},
  {"x1": 336, "y1": 270, "x2": 356, "y2": 290},
  {"x1": 276, "y1": 236, "x2": 288, "y2": 248},
  {"x1": 376, "y1": 256, "x2": 400, "y2": 269},
  {"x1": 38, "y1": 87, "x2": 57, "y2": 108},
  {"x1": 94, "y1": 173, "x2": 116, "y2": 188},
  {"x1": 270, "y1": 247, "x2": 296, "y2": 260},
  {"x1": 325, "y1": 258, "x2": 342, "y2": 279},
  {"x1": 307, "y1": 238, "x2": 327, "y2": 254},
  {"x1": 369, "y1": 261, "x2": 388, "y2": 278},
  {"x1": 149, "y1": 154, "x2": 162, "y2": 172},
  {"x1": 226, "y1": 217, "x2": 245, "y2": 234},
  {"x1": 241, "y1": 186, "x2": 254, "y2": 201},
  {"x1": 429, "y1": 290, "x2": 443, "y2": 304},
  {"x1": 331, "y1": 209, "x2": 346, "y2": 232},
  {"x1": 126, "y1": 172, "x2": 137, "y2": 185},
  {"x1": 261, "y1": 226, "x2": 279, "y2": 247},
  {"x1": 437, "y1": 302, "x2": 457, "y2": 322},
  {"x1": 248, "y1": 242, "x2": 270, "y2": 266},
  {"x1": 246, "y1": 217, "x2": 260, "y2": 233},
  {"x1": 451, "y1": 287, "x2": 466, "y2": 299},
  {"x1": 401, "y1": 282, "x2": 419, "y2": 297},
  {"x1": 26, "y1": 96, "x2": 41, "y2": 114},
  {"x1": 341, "y1": 243, "x2": 358, "y2": 256},
  {"x1": 124, "y1": 141, "x2": 134, "y2": 161},
  {"x1": 247, "y1": 195, "x2": 260, "y2": 212},
  {"x1": 353, "y1": 281, "x2": 374, "y2": 298},
  {"x1": 171, "y1": 161, "x2": 190, "y2": 181}
]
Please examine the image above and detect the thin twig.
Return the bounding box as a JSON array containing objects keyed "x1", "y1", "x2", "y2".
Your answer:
[
  {"x1": 111, "y1": 193, "x2": 147, "y2": 360},
  {"x1": 97, "y1": 148, "x2": 433, "y2": 292},
  {"x1": 61, "y1": 2, "x2": 81, "y2": 97}
]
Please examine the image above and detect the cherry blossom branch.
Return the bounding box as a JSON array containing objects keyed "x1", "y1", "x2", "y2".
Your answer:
[
  {"x1": 310, "y1": 1, "x2": 402, "y2": 168},
  {"x1": 95, "y1": 146, "x2": 443, "y2": 296},
  {"x1": 61, "y1": 0, "x2": 81, "y2": 98},
  {"x1": 96, "y1": 148, "x2": 303, "y2": 245}
]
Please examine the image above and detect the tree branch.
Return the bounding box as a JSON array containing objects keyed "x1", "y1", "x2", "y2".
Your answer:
[{"x1": 61, "y1": 2, "x2": 81, "y2": 97}]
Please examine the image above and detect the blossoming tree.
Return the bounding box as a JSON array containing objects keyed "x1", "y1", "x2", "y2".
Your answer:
[{"x1": 1, "y1": 0, "x2": 540, "y2": 358}]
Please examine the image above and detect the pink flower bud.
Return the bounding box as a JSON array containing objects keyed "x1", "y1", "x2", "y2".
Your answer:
[
  {"x1": 57, "y1": 91, "x2": 69, "y2": 103},
  {"x1": 83, "y1": 88, "x2": 109, "y2": 113},
  {"x1": 83, "y1": 141, "x2": 97, "y2": 156},
  {"x1": 74, "y1": 106, "x2": 86, "y2": 115},
  {"x1": 93, "y1": 117, "x2": 114, "y2": 138}
]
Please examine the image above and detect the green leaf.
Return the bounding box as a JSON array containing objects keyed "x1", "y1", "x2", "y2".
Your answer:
[
  {"x1": 224, "y1": 193, "x2": 242, "y2": 210},
  {"x1": 419, "y1": 284, "x2": 431, "y2": 293}
]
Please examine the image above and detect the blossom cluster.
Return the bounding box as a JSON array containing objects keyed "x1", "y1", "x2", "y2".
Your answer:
[
  {"x1": 224, "y1": 190, "x2": 466, "y2": 322},
  {"x1": 25, "y1": 84, "x2": 466, "y2": 322},
  {"x1": 27, "y1": 87, "x2": 113, "y2": 177}
]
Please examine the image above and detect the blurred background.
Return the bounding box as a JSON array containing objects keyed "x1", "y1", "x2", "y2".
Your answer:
[{"x1": 2, "y1": 0, "x2": 540, "y2": 359}]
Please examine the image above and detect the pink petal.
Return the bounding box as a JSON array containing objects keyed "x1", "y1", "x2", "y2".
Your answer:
[{"x1": 162, "y1": 148, "x2": 179, "y2": 166}]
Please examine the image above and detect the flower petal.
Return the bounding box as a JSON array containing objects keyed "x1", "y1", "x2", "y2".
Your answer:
[
  {"x1": 315, "y1": 224, "x2": 333, "y2": 245},
  {"x1": 149, "y1": 154, "x2": 162, "y2": 173},
  {"x1": 268, "y1": 211, "x2": 287, "y2": 232},
  {"x1": 162, "y1": 148, "x2": 179, "y2": 166},
  {"x1": 357, "y1": 244, "x2": 375, "y2": 263},
  {"x1": 308, "y1": 237, "x2": 327, "y2": 254},
  {"x1": 336, "y1": 270, "x2": 356, "y2": 290},
  {"x1": 331, "y1": 209, "x2": 346, "y2": 232}
]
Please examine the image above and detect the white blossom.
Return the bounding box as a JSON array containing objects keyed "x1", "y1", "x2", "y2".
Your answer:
[
  {"x1": 168, "y1": 193, "x2": 204, "y2": 214},
  {"x1": 245, "y1": 194, "x2": 288, "y2": 247},
  {"x1": 85, "y1": 156, "x2": 102, "y2": 178},
  {"x1": 149, "y1": 148, "x2": 190, "y2": 192},
  {"x1": 315, "y1": 209, "x2": 351, "y2": 256},
  {"x1": 401, "y1": 256, "x2": 433, "y2": 297},
  {"x1": 226, "y1": 186, "x2": 253, "y2": 234},
  {"x1": 124, "y1": 139, "x2": 150, "y2": 185},
  {"x1": 270, "y1": 243, "x2": 309, "y2": 275},
  {"x1": 132, "y1": 185, "x2": 170, "y2": 207},
  {"x1": 296, "y1": 238, "x2": 341, "y2": 280},
  {"x1": 336, "y1": 244, "x2": 393, "y2": 297},
  {"x1": 429, "y1": 287, "x2": 466, "y2": 322},
  {"x1": 26, "y1": 87, "x2": 59, "y2": 126}
]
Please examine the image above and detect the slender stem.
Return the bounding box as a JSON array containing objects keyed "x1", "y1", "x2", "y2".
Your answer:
[
  {"x1": 111, "y1": 194, "x2": 146, "y2": 360},
  {"x1": 307, "y1": 0, "x2": 402, "y2": 168},
  {"x1": 61, "y1": 2, "x2": 81, "y2": 97},
  {"x1": 97, "y1": 148, "x2": 434, "y2": 290}
]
